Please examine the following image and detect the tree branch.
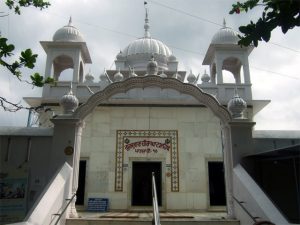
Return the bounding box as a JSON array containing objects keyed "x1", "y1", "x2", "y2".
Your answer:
[{"x1": 0, "y1": 96, "x2": 44, "y2": 112}]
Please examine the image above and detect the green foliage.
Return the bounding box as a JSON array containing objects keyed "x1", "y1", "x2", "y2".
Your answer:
[
  {"x1": 0, "y1": 0, "x2": 53, "y2": 89},
  {"x1": 5, "y1": 0, "x2": 50, "y2": 14},
  {"x1": 0, "y1": 36, "x2": 54, "y2": 86},
  {"x1": 230, "y1": 0, "x2": 300, "y2": 47},
  {"x1": 30, "y1": 73, "x2": 54, "y2": 87}
]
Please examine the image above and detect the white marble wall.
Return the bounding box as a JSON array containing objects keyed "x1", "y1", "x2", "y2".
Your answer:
[{"x1": 80, "y1": 106, "x2": 223, "y2": 210}]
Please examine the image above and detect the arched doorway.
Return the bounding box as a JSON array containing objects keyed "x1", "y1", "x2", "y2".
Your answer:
[{"x1": 52, "y1": 76, "x2": 235, "y2": 217}]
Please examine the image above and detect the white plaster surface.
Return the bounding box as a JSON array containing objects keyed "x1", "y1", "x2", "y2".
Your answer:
[{"x1": 80, "y1": 107, "x2": 223, "y2": 210}]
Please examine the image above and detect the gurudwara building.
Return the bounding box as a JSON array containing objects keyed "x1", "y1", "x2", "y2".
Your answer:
[{"x1": 0, "y1": 10, "x2": 299, "y2": 225}]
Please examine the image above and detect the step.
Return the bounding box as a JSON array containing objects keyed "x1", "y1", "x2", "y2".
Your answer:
[
  {"x1": 67, "y1": 219, "x2": 239, "y2": 225},
  {"x1": 66, "y1": 212, "x2": 239, "y2": 225}
]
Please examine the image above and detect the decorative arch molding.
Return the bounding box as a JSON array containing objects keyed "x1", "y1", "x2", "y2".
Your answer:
[
  {"x1": 72, "y1": 75, "x2": 232, "y2": 123},
  {"x1": 53, "y1": 75, "x2": 238, "y2": 218}
]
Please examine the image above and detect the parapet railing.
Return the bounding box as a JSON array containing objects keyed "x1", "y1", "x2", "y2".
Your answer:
[{"x1": 152, "y1": 172, "x2": 161, "y2": 225}]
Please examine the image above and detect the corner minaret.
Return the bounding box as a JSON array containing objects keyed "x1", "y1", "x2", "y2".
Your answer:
[
  {"x1": 40, "y1": 17, "x2": 92, "y2": 84},
  {"x1": 203, "y1": 20, "x2": 253, "y2": 86}
]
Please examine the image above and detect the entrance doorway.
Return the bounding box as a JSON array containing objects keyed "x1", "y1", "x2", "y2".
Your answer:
[
  {"x1": 131, "y1": 161, "x2": 162, "y2": 206},
  {"x1": 76, "y1": 160, "x2": 87, "y2": 205},
  {"x1": 208, "y1": 161, "x2": 226, "y2": 206}
]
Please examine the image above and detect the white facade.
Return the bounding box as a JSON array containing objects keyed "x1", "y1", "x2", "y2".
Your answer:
[
  {"x1": 2, "y1": 8, "x2": 298, "y2": 225},
  {"x1": 80, "y1": 106, "x2": 222, "y2": 210},
  {"x1": 23, "y1": 14, "x2": 256, "y2": 213}
]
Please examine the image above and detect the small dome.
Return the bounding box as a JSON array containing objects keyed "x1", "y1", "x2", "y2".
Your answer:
[
  {"x1": 172, "y1": 71, "x2": 182, "y2": 80},
  {"x1": 159, "y1": 70, "x2": 167, "y2": 78},
  {"x1": 187, "y1": 70, "x2": 196, "y2": 84},
  {"x1": 116, "y1": 50, "x2": 125, "y2": 60},
  {"x1": 85, "y1": 71, "x2": 94, "y2": 83},
  {"x1": 114, "y1": 69, "x2": 124, "y2": 82},
  {"x1": 99, "y1": 69, "x2": 109, "y2": 82},
  {"x1": 211, "y1": 20, "x2": 239, "y2": 44},
  {"x1": 201, "y1": 70, "x2": 210, "y2": 83},
  {"x1": 60, "y1": 87, "x2": 79, "y2": 114},
  {"x1": 53, "y1": 17, "x2": 84, "y2": 42},
  {"x1": 129, "y1": 67, "x2": 138, "y2": 77},
  {"x1": 227, "y1": 91, "x2": 247, "y2": 118},
  {"x1": 146, "y1": 56, "x2": 158, "y2": 75},
  {"x1": 168, "y1": 54, "x2": 177, "y2": 62}
]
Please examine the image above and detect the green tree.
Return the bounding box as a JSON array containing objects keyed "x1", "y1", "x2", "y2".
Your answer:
[
  {"x1": 0, "y1": 0, "x2": 53, "y2": 112},
  {"x1": 230, "y1": 0, "x2": 300, "y2": 46}
]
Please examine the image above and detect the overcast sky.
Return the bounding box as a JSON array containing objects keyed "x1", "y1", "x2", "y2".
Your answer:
[{"x1": 0, "y1": 0, "x2": 299, "y2": 130}]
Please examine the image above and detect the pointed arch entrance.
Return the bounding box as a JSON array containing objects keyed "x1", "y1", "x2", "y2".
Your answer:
[{"x1": 51, "y1": 75, "x2": 236, "y2": 217}]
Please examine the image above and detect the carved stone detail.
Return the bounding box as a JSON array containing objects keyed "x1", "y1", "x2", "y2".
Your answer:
[{"x1": 73, "y1": 76, "x2": 231, "y2": 124}]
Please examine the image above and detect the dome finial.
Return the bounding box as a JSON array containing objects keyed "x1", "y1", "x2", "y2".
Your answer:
[
  {"x1": 144, "y1": 1, "x2": 150, "y2": 38},
  {"x1": 68, "y1": 16, "x2": 72, "y2": 26},
  {"x1": 223, "y1": 18, "x2": 226, "y2": 28},
  {"x1": 70, "y1": 81, "x2": 73, "y2": 93}
]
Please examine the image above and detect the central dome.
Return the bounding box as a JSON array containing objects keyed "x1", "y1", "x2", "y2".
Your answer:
[
  {"x1": 115, "y1": 9, "x2": 174, "y2": 71},
  {"x1": 120, "y1": 37, "x2": 171, "y2": 70},
  {"x1": 123, "y1": 37, "x2": 171, "y2": 56}
]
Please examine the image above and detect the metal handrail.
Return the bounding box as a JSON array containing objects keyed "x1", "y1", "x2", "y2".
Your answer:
[
  {"x1": 52, "y1": 192, "x2": 76, "y2": 225},
  {"x1": 152, "y1": 172, "x2": 161, "y2": 225},
  {"x1": 233, "y1": 196, "x2": 259, "y2": 222}
]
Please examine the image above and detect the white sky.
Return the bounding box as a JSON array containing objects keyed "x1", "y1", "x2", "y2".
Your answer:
[{"x1": 0, "y1": 0, "x2": 299, "y2": 130}]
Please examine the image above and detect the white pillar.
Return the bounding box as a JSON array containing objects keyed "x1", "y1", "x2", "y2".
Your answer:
[
  {"x1": 69, "y1": 121, "x2": 84, "y2": 218},
  {"x1": 216, "y1": 57, "x2": 223, "y2": 84},
  {"x1": 221, "y1": 123, "x2": 235, "y2": 218},
  {"x1": 44, "y1": 53, "x2": 53, "y2": 79},
  {"x1": 242, "y1": 56, "x2": 251, "y2": 84},
  {"x1": 50, "y1": 117, "x2": 84, "y2": 218},
  {"x1": 72, "y1": 53, "x2": 81, "y2": 83}
]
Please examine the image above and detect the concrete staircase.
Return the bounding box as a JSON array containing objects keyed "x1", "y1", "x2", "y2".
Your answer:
[{"x1": 66, "y1": 212, "x2": 240, "y2": 225}]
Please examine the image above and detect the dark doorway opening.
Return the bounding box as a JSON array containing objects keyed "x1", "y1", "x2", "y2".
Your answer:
[
  {"x1": 208, "y1": 161, "x2": 226, "y2": 206},
  {"x1": 132, "y1": 161, "x2": 162, "y2": 206},
  {"x1": 76, "y1": 160, "x2": 87, "y2": 205}
]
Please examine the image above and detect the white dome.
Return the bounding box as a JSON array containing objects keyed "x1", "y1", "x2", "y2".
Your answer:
[
  {"x1": 146, "y1": 56, "x2": 158, "y2": 75},
  {"x1": 84, "y1": 71, "x2": 94, "y2": 84},
  {"x1": 168, "y1": 54, "x2": 177, "y2": 62},
  {"x1": 227, "y1": 92, "x2": 247, "y2": 118},
  {"x1": 201, "y1": 70, "x2": 210, "y2": 83},
  {"x1": 159, "y1": 70, "x2": 167, "y2": 78},
  {"x1": 187, "y1": 70, "x2": 196, "y2": 84},
  {"x1": 211, "y1": 22, "x2": 239, "y2": 44},
  {"x1": 114, "y1": 70, "x2": 124, "y2": 82},
  {"x1": 120, "y1": 37, "x2": 171, "y2": 71},
  {"x1": 123, "y1": 37, "x2": 171, "y2": 56},
  {"x1": 53, "y1": 18, "x2": 84, "y2": 42},
  {"x1": 114, "y1": 9, "x2": 175, "y2": 71},
  {"x1": 60, "y1": 88, "x2": 79, "y2": 114}
]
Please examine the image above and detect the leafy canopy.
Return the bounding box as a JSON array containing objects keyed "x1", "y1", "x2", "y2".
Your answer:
[
  {"x1": 0, "y1": 0, "x2": 53, "y2": 88},
  {"x1": 230, "y1": 0, "x2": 300, "y2": 46},
  {"x1": 5, "y1": 0, "x2": 50, "y2": 14},
  {"x1": 0, "y1": 0, "x2": 53, "y2": 112}
]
